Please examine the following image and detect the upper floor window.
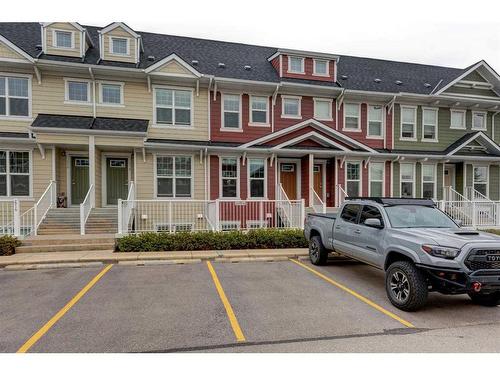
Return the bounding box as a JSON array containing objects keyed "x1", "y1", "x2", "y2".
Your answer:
[
  {"x1": 288, "y1": 56, "x2": 305, "y2": 74},
  {"x1": 221, "y1": 157, "x2": 239, "y2": 198},
  {"x1": 156, "y1": 155, "x2": 192, "y2": 198},
  {"x1": 313, "y1": 59, "x2": 329, "y2": 76},
  {"x1": 222, "y1": 94, "x2": 241, "y2": 129},
  {"x1": 450, "y1": 109, "x2": 466, "y2": 129},
  {"x1": 54, "y1": 30, "x2": 73, "y2": 49},
  {"x1": 0, "y1": 150, "x2": 31, "y2": 197},
  {"x1": 0, "y1": 76, "x2": 30, "y2": 117},
  {"x1": 155, "y1": 87, "x2": 192, "y2": 126},
  {"x1": 472, "y1": 111, "x2": 487, "y2": 130},
  {"x1": 65, "y1": 80, "x2": 90, "y2": 103},
  {"x1": 250, "y1": 96, "x2": 269, "y2": 125},
  {"x1": 248, "y1": 159, "x2": 266, "y2": 198},
  {"x1": 400, "y1": 106, "x2": 416, "y2": 140},
  {"x1": 111, "y1": 37, "x2": 129, "y2": 55},
  {"x1": 313, "y1": 98, "x2": 332, "y2": 121},
  {"x1": 281, "y1": 96, "x2": 301, "y2": 119},
  {"x1": 99, "y1": 82, "x2": 123, "y2": 105},
  {"x1": 368, "y1": 105, "x2": 383, "y2": 138},
  {"x1": 422, "y1": 108, "x2": 438, "y2": 141},
  {"x1": 343, "y1": 103, "x2": 360, "y2": 131}
]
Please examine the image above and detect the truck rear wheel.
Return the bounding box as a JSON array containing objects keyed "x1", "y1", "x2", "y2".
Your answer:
[
  {"x1": 385, "y1": 261, "x2": 428, "y2": 311},
  {"x1": 309, "y1": 236, "x2": 328, "y2": 266},
  {"x1": 467, "y1": 292, "x2": 500, "y2": 306}
]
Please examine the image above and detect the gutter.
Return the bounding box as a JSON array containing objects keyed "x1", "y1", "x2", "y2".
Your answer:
[{"x1": 28, "y1": 126, "x2": 147, "y2": 137}]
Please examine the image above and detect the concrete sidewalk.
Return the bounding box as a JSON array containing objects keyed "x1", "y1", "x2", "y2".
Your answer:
[{"x1": 0, "y1": 248, "x2": 308, "y2": 269}]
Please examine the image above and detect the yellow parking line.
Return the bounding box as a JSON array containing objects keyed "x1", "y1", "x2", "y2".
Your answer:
[
  {"x1": 17, "y1": 264, "x2": 113, "y2": 353},
  {"x1": 206, "y1": 261, "x2": 246, "y2": 342},
  {"x1": 290, "y1": 259, "x2": 415, "y2": 329}
]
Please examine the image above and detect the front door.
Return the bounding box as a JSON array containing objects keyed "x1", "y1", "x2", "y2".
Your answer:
[
  {"x1": 280, "y1": 163, "x2": 297, "y2": 200},
  {"x1": 71, "y1": 157, "x2": 89, "y2": 205},
  {"x1": 106, "y1": 158, "x2": 129, "y2": 205},
  {"x1": 444, "y1": 165, "x2": 455, "y2": 188},
  {"x1": 313, "y1": 164, "x2": 323, "y2": 198}
]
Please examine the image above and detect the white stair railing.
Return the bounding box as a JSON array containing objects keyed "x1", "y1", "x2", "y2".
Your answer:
[
  {"x1": 465, "y1": 186, "x2": 493, "y2": 202},
  {"x1": 118, "y1": 182, "x2": 135, "y2": 235},
  {"x1": 335, "y1": 184, "x2": 348, "y2": 207},
  {"x1": 80, "y1": 184, "x2": 94, "y2": 235},
  {"x1": 311, "y1": 189, "x2": 326, "y2": 213},
  {"x1": 277, "y1": 184, "x2": 293, "y2": 226}
]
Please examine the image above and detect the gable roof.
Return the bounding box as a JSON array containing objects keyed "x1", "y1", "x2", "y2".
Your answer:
[
  {"x1": 144, "y1": 53, "x2": 201, "y2": 77},
  {"x1": 445, "y1": 131, "x2": 500, "y2": 156},
  {"x1": 99, "y1": 22, "x2": 140, "y2": 39}
]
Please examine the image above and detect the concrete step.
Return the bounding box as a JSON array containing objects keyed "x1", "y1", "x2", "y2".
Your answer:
[
  {"x1": 37, "y1": 229, "x2": 81, "y2": 235},
  {"x1": 22, "y1": 235, "x2": 116, "y2": 246},
  {"x1": 16, "y1": 242, "x2": 116, "y2": 254}
]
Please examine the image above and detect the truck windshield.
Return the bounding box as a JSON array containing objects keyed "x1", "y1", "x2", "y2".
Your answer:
[{"x1": 385, "y1": 205, "x2": 458, "y2": 228}]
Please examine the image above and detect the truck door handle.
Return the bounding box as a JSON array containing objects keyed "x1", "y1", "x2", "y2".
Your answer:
[{"x1": 354, "y1": 229, "x2": 361, "y2": 234}]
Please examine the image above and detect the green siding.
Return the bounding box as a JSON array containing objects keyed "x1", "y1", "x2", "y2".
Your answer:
[
  {"x1": 463, "y1": 71, "x2": 488, "y2": 82},
  {"x1": 490, "y1": 165, "x2": 499, "y2": 200},
  {"x1": 415, "y1": 163, "x2": 422, "y2": 197},
  {"x1": 393, "y1": 162, "x2": 400, "y2": 197},
  {"x1": 465, "y1": 164, "x2": 473, "y2": 188},
  {"x1": 437, "y1": 163, "x2": 444, "y2": 200},
  {"x1": 455, "y1": 163, "x2": 464, "y2": 195}
]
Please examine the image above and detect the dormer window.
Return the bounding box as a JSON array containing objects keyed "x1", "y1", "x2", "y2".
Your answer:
[
  {"x1": 313, "y1": 59, "x2": 329, "y2": 76},
  {"x1": 111, "y1": 37, "x2": 129, "y2": 55},
  {"x1": 54, "y1": 30, "x2": 73, "y2": 49},
  {"x1": 288, "y1": 56, "x2": 305, "y2": 74}
]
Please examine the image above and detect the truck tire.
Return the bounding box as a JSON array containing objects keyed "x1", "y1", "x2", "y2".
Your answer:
[
  {"x1": 309, "y1": 236, "x2": 328, "y2": 266},
  {"x1": 467, "y1": 292, "x2": 500, "y2": 307},
  {"x1": 385, "y1": 261, "x2": 428, "y2": 311}
]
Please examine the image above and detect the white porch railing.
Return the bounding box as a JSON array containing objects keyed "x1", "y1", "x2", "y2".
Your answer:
[
  {"x1": 440, "y1": 200, "x2": 500, "y2": 228},
  {"x1": 118, "y1": 199, "x2": 305, "y2": 235},
  {"x1": 0, "y1": 200, "x2": 16, "y2": 235},
  {"x1": 80, "y1": 184, "x2": 94, "y2": 235},
  {"x1": 311, "y1": 189, "x2": 326, "y2": 213},
  {"x1": 118, "y1": 182, "x2": 136, "y2": 235},
  {"x1": 465, "y1": 186, "x2": 492, "y2": 202},
  {"x1": 277, "y1": 184, "x2": 304, "y2": 227},
  {"x1": 335, "y1": 184, "x2": 348, "y2": 207}
]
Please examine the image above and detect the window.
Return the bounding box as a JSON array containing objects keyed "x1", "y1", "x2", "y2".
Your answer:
[
  {"x1": 250, "y1": 96, "x2": 269, "y2": 125},
  {"x1": 66, "y1": 80, "x2": 89, "y2": 103},
  {"x1": 248, "y1": 159, "x2": 266, "y2": 198},
  {"x1": 111, "y1": 37, "x2": 129, "y2": 55},
  {"x1": 472, "y1": 112, "x2": 487, "y2": 130},
  {"x1": 450, "y1": 110, "x2": 466, "y2": 129},
  {"x1": 156, "y1": 156, "x2": 192, "y2": 198},
  {"x1": 221, "y1": 158, "x2": 238, "y2": 198},
  {"x1": 288, "y1": 56, "x2": 304, "y2": 74},
  {"x1": 0, "y1": 151, "x2": 30, "y2": 197},
  {"x1": 473, "y1": 166, "x2": 488, "y2": 196},
  {"x1": 340, "y1": 204, "x2": 361, "y2": 224},
  {"x1": 343, "y1": 103, "x2": 360, "y2": 130},
  {"x1": 155, "y1": 88, "x2": 192, "y2": 126},
  {"x1": 346, "y1": 162, "x2": 361, "y2": 197},
  {"x1": 109, "y1": 159, "x2": 126, "y2": 168},
  {"x1": 360, "y1": 205, "x2": 383, "y2": 226},
  {"x1": 422, "y1": 164, "x2": 436, "y2": 199},
  {"x1": 400, "y1": 163, "x2": 414, "y2": 198},
  {"x1": 156, "y1": 223, "x2": 193, "y2": 233},
  {"x1": 54, "y1": 30, "x2": 73, "y2": 48},
  {"x1": 422, "y1": 108, "x2": 438, "y2": 141},
  {"x1": 282, "y1": 97, "x2": 301, "y2": 118},
  {"x1": 313, "y1": 59, "x2": 328, "y2": 76},
  {"x1": 100, "y1": 83, "x2": 123, "y2": 105},
  {"x1": 401, "y1": 106, "x2": 416, "y2": 139},
  {"x1": 369, "y1": 162, "x2": 384, "y2": 197},
  {"x1": 314, "y1": 98, "x2": 332, "y2": 120},
  {"x1": 222, "y1": 94, "x2": 241, "y2": 129},
  {"x1": 0, "y1": 76, "x2": 30, "y2": 117},
  {"x1": 368, "y1": 105, "x2": 383, "y2": 137}
]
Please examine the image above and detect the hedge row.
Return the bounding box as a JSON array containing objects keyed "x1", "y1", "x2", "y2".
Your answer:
[
  {"x1": 116, "y1": 229, "x2": 308, "y2": 252},
  {"x1": 0, "y1": 235, "x2": 21, "y2": 256}
]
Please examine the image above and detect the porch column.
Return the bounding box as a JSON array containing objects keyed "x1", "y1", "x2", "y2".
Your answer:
[
  {"x1": 89, "y1": 135, "x2": 96, "y2": 207},
  {"x1": 308, "y1": 153, "x2": 314, "y2": 207}
]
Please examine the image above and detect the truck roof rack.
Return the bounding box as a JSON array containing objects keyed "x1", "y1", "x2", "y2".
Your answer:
[{"x1": 345, "y1": 197, "x2": 436, "y2": 207}]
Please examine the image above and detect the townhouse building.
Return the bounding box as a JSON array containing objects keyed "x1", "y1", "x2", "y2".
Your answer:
[{"x1": 1, "y1": 22, "x2": 500, "y2": 241}]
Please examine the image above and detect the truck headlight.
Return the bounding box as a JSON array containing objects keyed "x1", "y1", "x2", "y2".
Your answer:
[{"x1": 422, "y1": 244, "x2": 461, "y2": 259}]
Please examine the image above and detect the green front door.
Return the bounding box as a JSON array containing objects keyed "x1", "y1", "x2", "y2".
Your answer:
[
  {"x1": 71, "y1": 157, "x2": 89, "y2": 205},
  {"x1": 106, "y1": 158, "x2": 128, "y2": 205}
]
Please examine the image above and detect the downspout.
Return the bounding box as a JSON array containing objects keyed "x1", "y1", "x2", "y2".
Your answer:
[
  {"x1": 271, "y1": 83, "x2": 281, "y2": 133},
  {"x1": 88, "y1": 67, "x2": 96, "y2": 118},
  {"x1": 492, "y1": 111, "x2": 500, "y2": 143}
]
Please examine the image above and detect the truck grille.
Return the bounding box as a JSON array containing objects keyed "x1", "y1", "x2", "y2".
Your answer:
[{"x1": 465, "y1": 249, "x2": 500, "y2": 271}]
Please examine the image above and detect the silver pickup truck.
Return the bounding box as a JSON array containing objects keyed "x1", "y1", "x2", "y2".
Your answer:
[{"x1": 304, "y1": 198, "x2": 500, "y2": 311}]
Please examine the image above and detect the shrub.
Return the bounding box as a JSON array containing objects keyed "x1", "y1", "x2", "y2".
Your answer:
[
  {"x1": 0, "y1": 235, "x2": 21, "y2": 256},
  {"x1": 116, "y1": 229, "x2": 308, "y2": 252}
]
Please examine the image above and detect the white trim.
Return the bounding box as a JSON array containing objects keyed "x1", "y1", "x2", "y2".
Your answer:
[
  {"x1": 51, "y1": 29, "x2": 75, "y2": 50},
  {"x1": 287, "y1": 56, "x2": 305, "y2": 74},
  {"x1": 268, "y1": 49, "x2": 339, "y2": 62},
  {"x1": 367, "y1": 104, "x2": 384, "y2": 139},
  {"x1": 99, "y1": 22, "x2": 140, "y2": 39},
  {"x1": 247, "y1": 157, "x2": 268, "y2": 199},
  {"x1": 450, "y1": 109, "x2": 466, "y2": 129},
  {"x1": 271, "y1": 131, "x2": 350, "y2": 151},
  {"x1": 109, "y1": 36, "x2": 130, "y2": 56},
  {"x1": 144, "y1": 53, "x2": 202, "y2": 77},
  {"x1": 420, "y1": 163, "x2": 437, "y2": 199},
  {"x1": 472, "y1": 111, "x2": 488, "y2": 130},
  {"x1": 221, "y1": 93, "x2": 242, "y2": 131},
  {"x1": 0, "y1": 149, "x2": 33, "y2": 199},
  {"x1": 313, "y1": 98, "x2": 333, "y2": 121},
  {"x1": 248, "y1": 95, "x2": 270, "y2": 127},
  {"x1": 446, "y1": 131, "x2": 500, "y2": 156},
  {"x1": 64, "y1": 77, "x2": 91, "y2": 104},
  {"x1": 152, "y1": 85, "x2": 194, "y2": 128},
  {"x1": 219, "y1": 155, "x2": 240, "y2": 199},
  {"x1": 0, "y1": 73, "x2": 32, "y2": 119},
  {"x1": 421, "y1": 107, "x2": 439, "y2": 142},
  {"x1": 281, "y1": 95, "x2": 302, "y2": 119},
  {"x1": 472, "y1": 164, "x2": 489, "y2": 197},
  {"x1": 342, "y1": 103, "x2": 361, "y2": 132},
  {"x1": 312, "y1": 59, "x2": 329, "y2": 77},
  {"x1": 278, "y1": 159, "x2": 301, "y2": 200},
  {"x1": 399, "y1": 105, "x2": 417, "y2": 141},
  {"x1": 344, "y1": 161, "x2": 362, "y2": 197},
  {"x1": 0, "y1": 35, "x2": 35, "y2": 62},
  {"x1": 97, "y1": 81, "x2": 125, "y2": 106},
  {"x1": 101, "y1": 153, "x2": 132, "y2": 207},
  {"x1": 399, "y1": 162, "x2": 416, "y2": 198},
  {"x1": 368, "y1": 161, "x2": 385, "y2": 197},
  {"x1": 153, "y1": 153, "x2": 195, "y2": 199}
]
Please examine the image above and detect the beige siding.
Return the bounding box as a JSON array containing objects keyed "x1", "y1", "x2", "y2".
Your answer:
[
  {"x1": 37, "y1": 133, "x2": 90, "y2": 145},
  {"x1": 102, "y1": 26, "x2": 137, "y2": 63},
  {"x1": 0, "y1": 41, "x2": 26, "y2": 60},
  {"x1": 156, "y1": 61, "x2": 196, "y2": 76},
  {"x1": 95, "y1": 136, "x2": 143, "y2": 147},
  {"x1": 45, "y1": 23, "x2": 82, "y2": 58}
]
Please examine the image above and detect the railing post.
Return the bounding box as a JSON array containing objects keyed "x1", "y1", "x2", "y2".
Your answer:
[
  {"x1": 80, "y1": 203, "x2": 85, "y2": 235},
  {"x1": 215, "y1": 199, "x2": 220, "y2": 231},
  {"x1": 13, "y1": 199, "x2": 21, "y2": 237},
  {"x1": 300, "y1": 198, "x2": 305, "y2": 229},
  {"x1": 51, "y1": 180, "x2": 57, "y2": 208},
  {"x1": 472, "y1": 201, "x2": 477, "y2": 228},
  {"x1": 117, "y1": 199, "x2": 123, "y2": 235},
  {"x1": 33, "y1": 204, "x2": 38, "y2": 236},
  {"x1": 168, "y1": 201, "x2": 172, "y2": 233}
]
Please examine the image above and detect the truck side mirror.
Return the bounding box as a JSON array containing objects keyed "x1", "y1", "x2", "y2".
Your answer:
[{"x1": 364, "y1": 218, "x2": 383, "y2": 228}]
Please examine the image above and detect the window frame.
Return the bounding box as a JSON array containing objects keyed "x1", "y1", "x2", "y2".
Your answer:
[
  {"x1": 472, "y1": 165, "x2": 489, "y2": 197},
  {"x1": 343, "y1": 103, "x2": 361, "y2": 132},
  {"x1": 368, "y1": 162, "x2": 385, "y2": 197},
  {"x1": 0, "y1": 149, "x2": 32, "y2": 198},
  {"x1": 109, "y1": 36, "x2": 130, "y2": 56},
  {"x1": 281, "y1": 95, "x2": 302, "y2": 119},
  {"x1": 220, "y1": 156, "x2": 240, "y2": 199},
  {"x1": 98, "y1": 81, "x2": 124, "y2": 106},
  {"x1": 345, "y1": 161, "x2": 362, "y2": 197},
  {"x1": 154, "y1": 154, "x2": 194, "y2": 199},
  {"x1": 247, "y1": 158, "x2": 267, "y2": 199},
  {"x1": 0, "y1": 73, "x2": 32, "y2": 119},
  {"x1": 422, "y1": 107, "x2": 439, "y2": 142},
  {"x1": 450, "y1": 109, "x2": 466, "y2": 129},
  {"x1": 287, "y1": 56, "x2": 305, "y2": 74},
  {"x1": 340, "y1": 203, "x2": 362, "y2": 224},
  {"x1": 472, "y1": 111, "x2": 487, "y2": 130},
  {"x1": 421, "y1": 163, "x2": 437, "y2": 199},
  {"x1": 221, "y1": 93, "x2": 242, "y2": 131},
  {"x1": 400, "y1": 105, "x2": 417, "y2": 141},
  {"x1": 313, "y1": 98, "x2": 333, "y2": 121},
  {"x1": 313, "y1": 59, "x2": 329, "y2": 77},
  {"x1": 64, "y1": 78, "x2": 91, "y2": 105},
  {"x1": 248, "y1": 95, "x2": 270, "y2": 127},
  {"x1": 152, "y1": 85, "x2": 194, "y2": 128},
  {"x1": 52, "y1": 29, "x2": 75, "y2": 49},
  {"x1": 367, "y1": 104, "x2": 384, "y2": 139},
  {"x1": 400, "y1": 163, "x2": 415, "y2": 198}
]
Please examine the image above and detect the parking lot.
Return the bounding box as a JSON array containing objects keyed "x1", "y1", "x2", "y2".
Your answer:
[{"x1": 1, "y1": 258, "x2": 500, "y2": 353}]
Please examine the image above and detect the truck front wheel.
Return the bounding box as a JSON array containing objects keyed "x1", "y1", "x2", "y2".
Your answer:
[
  {"x1": 309, "y1": 236, "x2": 328, "y2": 266},
  {"x1": 467, "y1": 292, "x2": 500, "y2": 306},
  {"x1": 385, "y1": 261, "x2": 428, "y2": 311}
]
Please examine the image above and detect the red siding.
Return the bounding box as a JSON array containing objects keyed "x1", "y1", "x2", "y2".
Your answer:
[
  {"x1": 301, "y1": 156, "x2": 310, "y2": 206},
  {"x1": 281, "y1": 55, "x2": 335, "y2": 82},
  {"x1": 325, "y1": 158, "x2": 335, "y2": 206},
  {"x1": 338, "y1": 103, "x2": 385, "y2": 149},
  {"x1": 240, "y1": 158, "x2": 247, "y2": 200},
  {"x1": 210, "y1": 155, "x2": 219, "y2": 199},
  {"x1": 362, "y1": 162, "x2": 369, "y2": 196},
  {"x1": 271, "y1": 56, "x2": 281, "y2": 76},
  {"x1": 267, "y1": 160, "x2": 276, "y2": 200},
  {"x1": 385, "y1": 108, "x2": 393, "y2": 149},
  {"x1": 385, "y1": 161, "x2": 391, "y2": 197}
]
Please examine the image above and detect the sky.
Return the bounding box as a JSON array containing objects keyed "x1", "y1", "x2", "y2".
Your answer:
[{"x1": 3, "y1": 0, "x2": 500, "y2": 70}]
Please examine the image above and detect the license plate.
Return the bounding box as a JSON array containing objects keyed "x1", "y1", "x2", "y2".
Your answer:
[{"x1": 486, "y1": 255, "x2": 500, "y2": 262}]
